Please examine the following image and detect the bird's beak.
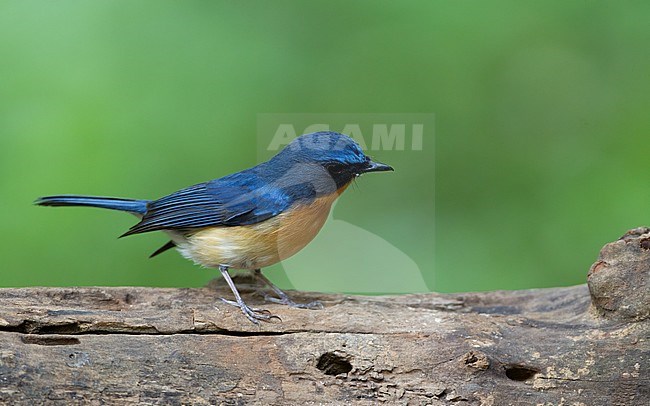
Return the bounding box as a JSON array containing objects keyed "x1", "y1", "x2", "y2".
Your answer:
[{"x1": 362, "y1": 160, "x2": 394, "y2": 173}]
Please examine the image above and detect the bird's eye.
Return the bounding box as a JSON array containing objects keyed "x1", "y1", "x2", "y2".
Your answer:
[{"x1": 324, "y1": 162, "x2": 346, "y2": 175}]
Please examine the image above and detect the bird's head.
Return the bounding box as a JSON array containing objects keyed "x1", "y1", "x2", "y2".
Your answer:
[{"x1": 271, "y1": 131, "x2": 393, "y2": 190}]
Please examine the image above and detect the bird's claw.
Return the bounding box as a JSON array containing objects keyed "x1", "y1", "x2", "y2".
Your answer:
[
  {"x1": 220, "y1": 298, "x2": 281, "y2": 324},
  {"x1": 263, "y1": 294, "x2": 324, "y2": 310}
]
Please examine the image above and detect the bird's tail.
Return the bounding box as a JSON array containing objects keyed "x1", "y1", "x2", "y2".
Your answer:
[{"x1": 35, "y1": 195, "x2": 149, "y2": 215}]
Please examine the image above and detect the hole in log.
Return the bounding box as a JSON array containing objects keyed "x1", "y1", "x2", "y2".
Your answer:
[
  {"x1": 640, "y1": 238, "x2": 650, "y2": 250},
  {"x1": 316, "y1": 352, "x2": 352, "y2": 376},
  {"x1": 504, "y1": 365, "x2": 538, "y2": 381},
  {"x1": 21, "y1": 335, "x2": 80, "y2": 346}
]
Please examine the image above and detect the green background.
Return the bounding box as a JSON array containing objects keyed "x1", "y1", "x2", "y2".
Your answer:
[{"x1": 1, "y1": 1, "x2": 649, "y2": 294}]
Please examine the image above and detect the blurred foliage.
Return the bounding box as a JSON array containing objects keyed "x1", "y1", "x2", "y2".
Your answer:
[{"x1": 1, "y1": 1, "x2": 649, "y2": 293}]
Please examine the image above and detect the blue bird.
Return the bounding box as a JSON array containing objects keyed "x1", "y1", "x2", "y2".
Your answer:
[{"x1": 35, "y1": 131, "x2": 393, "y2": 323}]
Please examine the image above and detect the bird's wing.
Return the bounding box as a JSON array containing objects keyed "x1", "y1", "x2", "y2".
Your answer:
[{"x1": 121, "y1": 171, "x2": 291, "y2": 237}]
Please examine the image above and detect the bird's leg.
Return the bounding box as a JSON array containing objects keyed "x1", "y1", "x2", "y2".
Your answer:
[
  {"x1": 253, "y1": 269, "x2": 323, "y2": 310},
  {"x1": 218, "y1": 265, "x2": 280, "y2": 324}
]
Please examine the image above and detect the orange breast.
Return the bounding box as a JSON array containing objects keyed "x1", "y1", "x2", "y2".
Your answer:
[{"x1": 176, "y1": 184, "x2": 348, "y2": 270}]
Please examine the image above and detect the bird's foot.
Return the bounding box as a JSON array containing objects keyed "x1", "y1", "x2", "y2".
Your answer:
[
  {"x1": 263, "y1": 294, "x2": 324, "y2": 310},
  {"x1": 250, "y1": 268, "x2": 323, "y2": 310},
  {"x1": 220, "y1": 298, "x2": 281, "y2": 324}
]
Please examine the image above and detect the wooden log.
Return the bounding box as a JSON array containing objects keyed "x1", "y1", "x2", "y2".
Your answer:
[{"x1": 1, "y1": 228, "x2": 648, "y2": 405}]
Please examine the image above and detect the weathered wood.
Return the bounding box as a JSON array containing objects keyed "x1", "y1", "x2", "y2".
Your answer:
[{"x1": 1, "y1": 229, "x2": 648, "y2": 405}]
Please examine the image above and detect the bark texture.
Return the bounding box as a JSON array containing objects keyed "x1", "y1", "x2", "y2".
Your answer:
[{"x1": 1, "y1": 228, "x2": 649, "y2": 405}]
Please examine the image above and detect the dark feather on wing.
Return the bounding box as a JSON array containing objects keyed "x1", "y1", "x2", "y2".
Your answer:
[
  {"x1": 149, "y1": 240, "x2": 176, "y2": 258},
  {"x1": 121, "y1": 168, "x2": 292, "y2": 237}
]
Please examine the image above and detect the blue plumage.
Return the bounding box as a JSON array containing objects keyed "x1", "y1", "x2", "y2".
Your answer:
[
  {"x1": 34, "y1": 195, "x2": 149, "y2": 215},
  {"x1": 120, "y1": 131, "x2": 373, "y2": 236},
  {"x1": 122, "y1": 168, "x2": 292, "y2": 236}
]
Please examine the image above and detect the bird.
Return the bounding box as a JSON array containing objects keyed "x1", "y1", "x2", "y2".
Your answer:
[{"x1": 35, "y1": 131, "x2": 394, "y2": 324}]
